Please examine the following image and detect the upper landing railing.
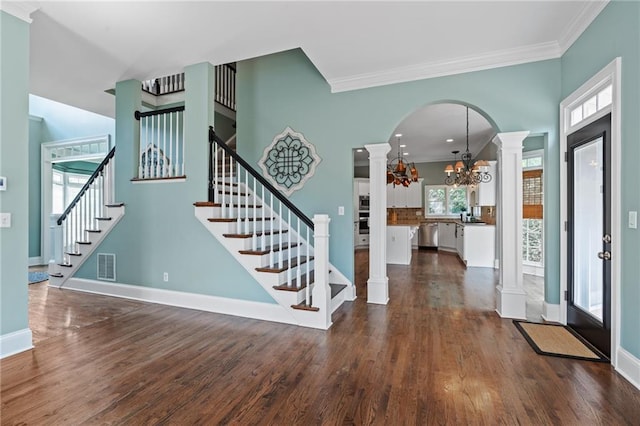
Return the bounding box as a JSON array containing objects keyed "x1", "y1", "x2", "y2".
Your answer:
[{"x1": 141, "y1": 64, "x2": 236, "y2": 111}]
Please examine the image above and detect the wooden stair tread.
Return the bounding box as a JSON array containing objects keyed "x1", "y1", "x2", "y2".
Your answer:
[
  {"x1": 194, "y1": 201, "x2": 215, "y2": 207},
  {"x1": 105, "y1": 203, "x2": 125, "y2": 207},
  {"x1": 208, "y1": 217, "x2": 274, "y2": 223},
  {"x1": 330, "y1": 283, "x2": 348, "y2": 299},
  {"x1": 77, "y1": 241, "x2": 91, "y2": 245},
  {"x1": 65, "y1": 252, "x2": 82, "y2": 256},
  {"x1": 96, "y1": 217, "x2": 112, "y2": 221},
  {"x1": 224, "y1": 230, "x2": 288, "y2": 239},
  {"x1": 240, "y1": 242, "x2": 300, "y2": 255},
  {"x1": 59, "y1": 263, "x2": 73, "y2": 267},
  {"x1": 86, "y1": 229, "x2": 101, "y2": 233},
  {"x1": 273, "y1": 271, "x2": 314, "y2": 291},
  {"x1": 291, "y1": 302, "x2": 319, "y2": 312},
  {"x1": 256, "y1": 256, "x2": 313, "y2": 273},
  {"x1": 49, "y1": 273, "x2": 64, "y2": 278}
]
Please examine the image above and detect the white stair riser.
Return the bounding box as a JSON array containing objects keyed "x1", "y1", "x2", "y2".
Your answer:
[
  {"x1": 257, "y1": 260, "x2": 315, "y2": 287},
  {"x1": 239, "y1": 246, "x2": 303, "y2": 269}
]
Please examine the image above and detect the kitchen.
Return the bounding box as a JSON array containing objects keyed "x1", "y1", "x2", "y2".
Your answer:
[{"x1": 353, "y1": 103, "x2": 498, "y2": 268}]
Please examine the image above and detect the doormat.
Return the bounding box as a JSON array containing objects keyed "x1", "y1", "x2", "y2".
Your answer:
[
  {"x1": 513, "y1": 320, "x2": 608, "y2": 362},
  {"x1": 28, "y1": 271, "x2": 49, "y2": 284}
]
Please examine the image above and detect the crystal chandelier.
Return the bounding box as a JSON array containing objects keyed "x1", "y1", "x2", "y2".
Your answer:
[
  {"x1": 387, "y1": 134, "x2": 418, "y2": 187},
  {"x1": 444, "y1": 107, "x2": 491, "y2": 187}
]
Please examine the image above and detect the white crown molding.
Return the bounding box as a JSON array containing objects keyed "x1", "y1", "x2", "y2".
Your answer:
[
  {"x1": 0, "y1": 1, "x2": 38, "y2": 23},
  {"x1": 557, "y1": 0, "x2": 610, "y2": 54},
  {"x1": 329, "y1": 41, "x2": 562, "y2": 93}
]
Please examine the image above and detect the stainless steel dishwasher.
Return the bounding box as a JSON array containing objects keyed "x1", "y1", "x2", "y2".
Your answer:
[{"x1": 418, "y1": 222, "x2": 438, "y2": 249}]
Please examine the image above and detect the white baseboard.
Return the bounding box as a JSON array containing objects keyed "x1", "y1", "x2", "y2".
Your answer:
[
  {"x1": 616, "y1": 347, "x2": 640, "y2": 391},
  {"x1": 29, "y1": 256, "x2": 44, "y2": 266},
  {"x1": 541, "y1": 302, "x2": 561, "y2": 323},
  {"x1": 523, "y1": 264, "x2": 544, "y2": 277},
  {"x1": 0, "y1": 328, "x2": 33, "y2": 359},
  {"x1": 60, "y1": 278, "x2": 298, "y2": 326}
]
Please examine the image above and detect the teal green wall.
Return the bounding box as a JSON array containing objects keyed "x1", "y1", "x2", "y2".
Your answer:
[
  {"x1": 75, "y1": 66, "x2": 275, "y2": 304},
  {"x1": 237, "y1": 49, "x2": 560, "y2": 285},
  {"x1": 27, "y1": 95, "x2": 115, "y2": 261},
  {"x1": 561, "y1": 0, "x2": 640, "y2": 357},
  {"x1": 0, "y1": 11, "x2": 30, "y2": 336},
  {"x1": 523, "y1": 135, "x2": 545, "y2": 152}
]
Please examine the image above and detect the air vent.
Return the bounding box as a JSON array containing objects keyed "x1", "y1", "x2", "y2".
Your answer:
[{"x1": 97, "y1": 253, "x2": 116, "y2": 281}]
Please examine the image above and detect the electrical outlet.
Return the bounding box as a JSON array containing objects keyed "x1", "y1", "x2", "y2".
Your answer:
[
  {"x1": 0, "y1": 213, "x2": 11, "y2": 228},
  {"x1": 338, "y1": 206, "x2": 344, "y2": 216},
  {"x1": 163, "y1": 272, "x2": 169, "y2": 282},
  {"x1": 629, "y1": 211, "x2": 637, "y2": 229}
]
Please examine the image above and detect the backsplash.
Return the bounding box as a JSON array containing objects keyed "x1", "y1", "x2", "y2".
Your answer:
[
  {"x1": 480, "y1": 206, "x2": 496, "y2": 225},
  {"x1": 387, "y1": 208, "x2": 422, "y2": 223}
]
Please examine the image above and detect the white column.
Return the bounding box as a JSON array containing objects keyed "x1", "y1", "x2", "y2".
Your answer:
[
  {"x1": 364, "y1": 143, "x2": 391, "y2": 304},
  {"x1": 312, "y1": 214, "x2": 331, "y2": 329},
  {"x1": 493, "y1": 131, "x2": 529, "y2": 319}
]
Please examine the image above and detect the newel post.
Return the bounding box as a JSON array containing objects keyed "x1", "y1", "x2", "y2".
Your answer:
[
  {"x1": 312, "y1": 214, "x2": 332, "y2": 329},
  {"x1": 47, "y1": 213, "x2": 63, "y2": 276}
]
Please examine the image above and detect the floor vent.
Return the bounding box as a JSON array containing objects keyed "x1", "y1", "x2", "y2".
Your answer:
[{"x1": 97, "y1": 253, "x2": 116, "y2": 281}]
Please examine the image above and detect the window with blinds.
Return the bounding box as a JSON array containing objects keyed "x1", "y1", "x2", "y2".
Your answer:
[{"x1": 523, "y1": 169, "x2": 543, "y2": 219}]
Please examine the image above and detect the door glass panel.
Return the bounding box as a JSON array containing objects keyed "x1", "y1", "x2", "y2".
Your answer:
[{"x1": 572, "y1": 137, "x2": 604, "y2": 321}]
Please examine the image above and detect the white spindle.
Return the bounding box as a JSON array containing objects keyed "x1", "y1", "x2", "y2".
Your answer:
[
  {"x1": 244, "y1": 169, "x2": 249, "y2": 234},
  {"x1": 296, "y1": 218, "x2": 301, "y2": 285},
  {"x1": 162, "y1": 113, "x2": 167, "y2": 178},
  {"x1": 221, "y1": 151, "x2": 227, "y2": 217},
  {"x1": 181, "y1": 111, "x2": 185, "y2": 176},
  {"x1": 278, "y1": 202, "x2": 283, "y2": 268},
  {"x1": 306, "y1": 226, "x2": 310, "y2": 304},
  {"x1": 286, "y1": 209, "x2": 291, "y2": 285},
  {"x1": 261, "y1": 185, "x2": 266, "y2": 251},
  {"x1": 269, "y1": 193, "x2": 274, "y2": 267},
  {"x1": 252, "y1": 176, "x2": 257, "y2": 250},
  {"x1": 214, "y1": 139, "x2": 219, "y2": 204}
]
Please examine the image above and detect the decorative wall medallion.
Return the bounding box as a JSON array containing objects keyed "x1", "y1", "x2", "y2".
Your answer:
[{"x1": 259, "y1": 127, "x2": 321, "y2": 196}]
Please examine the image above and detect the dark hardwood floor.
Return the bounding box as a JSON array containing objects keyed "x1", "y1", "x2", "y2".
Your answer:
[{"x1": 3, "y1": 251, "x2": 640, "y2": 424}]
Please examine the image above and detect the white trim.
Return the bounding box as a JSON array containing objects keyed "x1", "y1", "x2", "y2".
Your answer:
[
  {"x1": 557, "y1": 0, "x2": 610, "y2": 54},
  {"x1": 541, "y1": 302, "x2": 561, "y2": 323},
  {"x1": 329, "y1": 42, "x2": 562, "y2": 93},
  {"x1": 59, "y1": 278, "x2": 299, "y2": 326},
  {"x1": 29, "y1": 256, "x2": 44, "y2": 266},
  {"x1": 559, "y1": 57, "x2": 621, "y2": 368},
  {"x1": 131, "y1": 177, "x2": 186, "y2": 184},
  {"x1": 0, "y1": 328, "x2": 33, "y2": 359},
  {"x1": 523, "y1": 264, "x2": 544, "y2": 277},
  {"x1": 0, "y1": 2, "x2": 38, "y2": 23},
  {"x1": 616, "y1": 347, "x2": 640, "y2": 391}
]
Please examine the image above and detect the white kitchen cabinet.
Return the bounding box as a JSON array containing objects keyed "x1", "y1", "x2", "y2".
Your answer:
[
  {"x1": 387, "y1": 225, "x2": 417, "y2": 265},
  {"x1": 456, "y1": 223, "x2": 496, "y2": 267},
  {"x1": 386, "y1": 179, "x2": 422, "y2": 208},
  {"x1": 437, "y1": 222, "x2": 456, "y2": 250},
  {"x1": 358, "y1": 179, "x2": 370, "y2": 196},
  {"x1": 477, "y1": 160, "x2": 497, "y2": 206}
]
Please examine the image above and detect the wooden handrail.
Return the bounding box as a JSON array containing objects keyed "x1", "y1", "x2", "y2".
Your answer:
[
  {"x1": 57, "y1": 147, "x2": 115, "y2": 225},
  {"x1": 208, "y1": 126, "x2": 314, "y2": 230}
]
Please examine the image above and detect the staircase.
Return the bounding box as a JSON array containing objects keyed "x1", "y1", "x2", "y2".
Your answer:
[
  {"x1": 48, "y1": 148, "x2": 125, "y2": 288},
  {"x1": 193, "y1": 127, "x2": 354, "y2": 329}
]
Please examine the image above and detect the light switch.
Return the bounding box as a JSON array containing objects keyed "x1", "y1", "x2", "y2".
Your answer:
[
  {"x1": 0, "y1": 213, "x2": 11, "y2": 228},
  {"x1": 629, "y1": 211, "x2": 637, "y2": 229},
  {"x1": 338, "y1": 206, "x2": 344, "y2": 216}
]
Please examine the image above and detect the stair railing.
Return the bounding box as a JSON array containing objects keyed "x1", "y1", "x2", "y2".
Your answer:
[
  {"x1": 141, "y1": 64, "x2": 236, "y2": 112},
  {"x1": 52, "y1": 147, "x2": 116, "y2": 268},
  {"x1": 134, "y1": 106, "x2": 185, "y2": 179},
  {"x1": 208, "y1": 127, "x2": 328, "y2": 311}
]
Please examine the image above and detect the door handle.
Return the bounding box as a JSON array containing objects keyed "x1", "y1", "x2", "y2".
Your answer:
[
  {"x1": 602, "y1": 234, "x2": 611, "y2": 243},
  {"x1": 597, "y1": 251, "x2": 611, "y2": 260}
]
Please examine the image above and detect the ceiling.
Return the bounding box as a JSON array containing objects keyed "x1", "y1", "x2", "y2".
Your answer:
[{"x1": 4, "y1": 0, "x2": 607, "y2": 162}]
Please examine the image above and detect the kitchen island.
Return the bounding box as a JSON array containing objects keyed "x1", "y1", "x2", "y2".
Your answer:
[{"x1": 386, "y1": 224, "x2": 419, "y2": 265}]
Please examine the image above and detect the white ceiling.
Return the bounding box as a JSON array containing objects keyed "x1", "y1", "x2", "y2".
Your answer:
[{"x1": 3, "y1": 0, "x2": 607, "y2": 162}]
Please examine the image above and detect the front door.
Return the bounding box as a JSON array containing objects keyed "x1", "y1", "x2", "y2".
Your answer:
[{"x1": 567, "y1": 113, "x2": 611, "y2": 358}]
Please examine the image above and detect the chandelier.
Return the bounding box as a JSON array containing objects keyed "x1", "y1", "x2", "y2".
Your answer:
[
  {"x1": 387, "y1": 133, "x2": 418, "y2": 187},
  {"x1": 444, "y1": 107, "x2": 491, "y2": 187}
]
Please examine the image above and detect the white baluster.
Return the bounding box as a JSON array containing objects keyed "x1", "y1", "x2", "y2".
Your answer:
[
  {"x1": 252, "y1": 176, "x2": 257, "y2": 251},
  {"x1": 306, "y1": 226, "x2": 310, "y2": 301},
  {"x1": 169, "y1": 112, "x2": 174, "y2": 177},
  {"x1": 286, "y1": 209, "x2": 291, "y2": 285},
  {"x1": 296, "y1": 217, "x2": 301, "y2": 286},
  {"x1": 244, "y1": 169, "x2": 249, "y2": 234},
  {"x1": 162, "y1": 113, "x2": 167, "y2": 178},
  {"x1": 278, "y1": 201, "x2": 283, "y2": 269},
  {"x1": 214, "y1": 139, "x2": 219, "y2": 204},
  {"x1": 261, "y1": 185, "x2": 266, "y2": 252},
  {"x1": 221, "y1": 151, "x2": 226, "y2": 218},
  {"x1": 269, "y1": 193, "x2": 274, "y2": 267}
]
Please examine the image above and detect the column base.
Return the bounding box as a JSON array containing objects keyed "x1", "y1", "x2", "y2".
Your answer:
[
  {"x1": 367, "y1": 277, "x2": 389, "y2": 305},
  {"x1": 495, "y1": 285, "x2": 527, "y2": 319},
  {"x1": 542, "y1": 302, "x2": 561, "y2": 323}
]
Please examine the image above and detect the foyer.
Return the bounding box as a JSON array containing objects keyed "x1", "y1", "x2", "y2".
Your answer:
[{"x1": 3, "y1": 251, "x2": 639, "y2": 424}]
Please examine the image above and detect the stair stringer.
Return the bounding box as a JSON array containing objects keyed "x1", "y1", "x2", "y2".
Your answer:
[
  {"x1": 48, "y1": 205, "x2": 125, "y2": 288},
  {"x1": 195, "y1": 205, "x2": 329, "y2": 328}
]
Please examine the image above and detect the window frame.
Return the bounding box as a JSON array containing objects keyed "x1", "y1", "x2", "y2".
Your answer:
[
  {"x1": 522, "y1": 149, "x2": 544, "y2": 267},
  {"x1": 424, "y1": 184, "x2": 469, "y2": 218}
]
